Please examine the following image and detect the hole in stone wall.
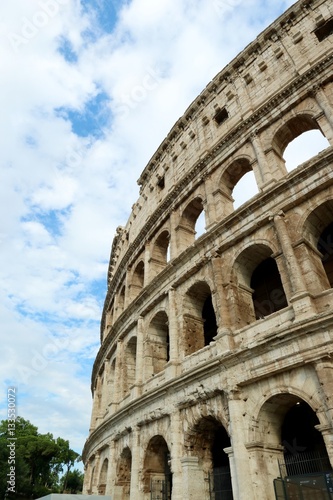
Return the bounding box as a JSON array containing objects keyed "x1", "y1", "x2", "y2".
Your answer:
[
  {"x1": 314, "y1": 18, "x2": 333, "y2": 42},
  {"x1": 232, "y1": 170, "x2": 259, "y2": 209}
]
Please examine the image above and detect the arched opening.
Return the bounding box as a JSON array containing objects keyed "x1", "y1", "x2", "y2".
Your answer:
[
  {"x1": 89, "y1": 465, "x2": 95, "y2": 494},
  {"x1": 318, "y1": 221, "x2": 333, "y2": 288},
  {"x1": 272, "y1": 114, "x2": 329, "y2": 174},
  {"x1": 233, "y1": 244, "x2": 280, "y2": 327},
  {"x1": 98, "y1": 458, "x2": 108, "y2": 495},
  {"x1": 281, "y1": 401, "x2": 330, "y2": 476},
  {"x1": 195, "y1": 210, "x2": 206, "y2": 238},
  {"x1": 283, "y1": 129, "x2": 329, "y2": 172},
  {"x1": 250, "y1": 257, "x2": 288, "y2": 319},
  {"x1": 131, "y1": 260, "x2": 145, "y2": 299},
  {"x1": 303, "y1": 200, "x2": 333, "y2": 292},
  {"x1": 124, "y1": 337, "x2": 137, "y2": 394},
  {"x1": 143, "y1": 436, "x2": 172, "y2": 498},
  {"x1": 183, "y1": 282, "x2": 217, "y2": 356},
  {"x1": 219, "y1": 158, "x2": 256, "y2": 216},
  {"x1": 178, "y1": 197, "x2": 205, "y2": 250},
  {"x1": 255, "y1": 393, "x2": 332, "y2": 497},
  {"x1": 150, "y1": 230, "x2": 170, "y2": 277},
  {"x1": 145, "y1": 311, "x2": 170, "y2": 378},
  {"x1": 116, "y1": 447, "x2": 132, "y2": 500},
  {"x1": 118, "y1": 285, "x2": 126, "y2": 314},
  {"x1": 232, "y1": 170, "x2": 259, "y2": 209},
  {"x1": 187, "y1": 417, "x2": 233, "y2": 500},
  {"x1": 202, "y1": 295, "x2": 218, "y2": 345}
]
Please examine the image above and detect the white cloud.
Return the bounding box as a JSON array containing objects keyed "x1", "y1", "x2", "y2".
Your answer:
[{"x1": 1, "y1": 0, "x2": 307, "y2": 460}]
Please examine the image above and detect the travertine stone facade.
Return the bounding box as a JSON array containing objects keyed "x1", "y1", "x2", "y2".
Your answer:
[{"x1": 83, "y1": 1, "x2": 333, "y2": 498}]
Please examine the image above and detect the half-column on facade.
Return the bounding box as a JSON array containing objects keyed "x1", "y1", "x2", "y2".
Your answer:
[{"x1": 83, "y1": 1, "x2": 333, "y2": 498}]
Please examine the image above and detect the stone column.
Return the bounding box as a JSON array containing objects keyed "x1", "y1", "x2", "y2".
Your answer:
[
  {"x1": 180, "y1": 456, "x2": 207, "y2": 499},
  {"x1": 130, "y1": 427, "x2": 144, "y2": 499},
  {"x1": 169, "y1": 411, "x2": 184, "y2": 500},
  {"x1": 92, "y1": 451, "x2": 101, "y2": 495},
  {"x1": 101, "y1": 359, "x2": 110, "y2": 419},
  {"x1": 210, "y1": 256, "x2": 234, "y2": 351},
  {"x1": 315, "y1": 360, "x2": 333, "y2": 467},
  {"x1": 168, "y1": 288, "x2": 179, "y2": 374},
  {"x1": 82, "y1": 461, "x2": 91, "y2": 494},
  {"x1": 271, "y1": 212, "x2": 315, "y2": 318},
  {"x1": 250, "y1": 132, "x2": 269, "y2": 188},
  {"x1": 228, "y1": 392, "x2": 256, "y2": 500},
  {"x1": 114, "y1": 339, "x2": 124, "y2": 404},
  {"x1": 314, "y1": 86, "x2": 333, "y2": 138},
  {"x1": 203, "y1": 174, "x2": 217, "y2": 229},
  {"x1": 135, "y1": 316, "x2": 144, "y2": 386}
]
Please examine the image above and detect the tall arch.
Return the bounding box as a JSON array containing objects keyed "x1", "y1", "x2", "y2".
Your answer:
[
  {"x1": 143, "y1": 435, "x2": 172, "y2": 498},
  {"x1": 253, "y1": 393, "x2": 332, "y2": 497},
  {"x1": 219, "y1": 157, "x2": 258, "y2": 213},
  {"x1": 116, "y1": 447, "x2": 132, "y2": 500},
  {"x1": 144, "y1": 311, "x2": 170, "y2": 379},
  {"x1": 98, "y1": 458, "x2": 109, "y2": 495},
  {"x1": 131, "y1": 260, "x2": 145, "y2": 300},
  {"x1": 302, "y1": 200, "x2": 333, "y2": 292},
  {"x1": 233, "y1": 243, "x2": 287, "y2": 325},
  {"x1": 150, "y1": 230, "x2": 170, "y2": 278},
  {"x1": 183, "y1": 281, "x2": 217, "y2": 356},
  {"x1": 185, "y1": 416, "x2": 233, "y2": 500},
  {"x1": 176, "y1": 197, "x2": 205, "y2": 253},
  {"x1": 124, "y1": 337, "x2": 137, "y2": 394}
]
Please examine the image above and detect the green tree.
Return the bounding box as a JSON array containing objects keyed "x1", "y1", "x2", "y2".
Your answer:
[
  {"x1": 60, "y1": 469, "x2": 84, "y2": 493},
  {"x1": 0, "y1": 416, "x2": 81, "y2": 499}
]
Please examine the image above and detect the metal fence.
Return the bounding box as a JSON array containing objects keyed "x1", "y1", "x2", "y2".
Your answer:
[
  {"x1": 279, "y1": 452, "x2": 332, "y2": 478},
  {"x1": 150, "y1": 477, "x2": 171, "y2": 500},
  {"x1": 209, "y1": 466, "x2": 234, "y2": 500}
]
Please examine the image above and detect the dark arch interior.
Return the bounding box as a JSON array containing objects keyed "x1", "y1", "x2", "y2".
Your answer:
[
  {"x1": 317, "y1": 221, "x2": 333, "y2": 287},
  {"x1": 281, "y1": 401, "x2": 331, "y2": 475},
  {"x1": 202, "y1": 295, "x2": 218, "y2": 345},
  {"x1": 211, "y1": 426, "x2": 233, "y2": 500},
  {"x1": 251, "y1": 257, "x2": 288, "y2": 319}
]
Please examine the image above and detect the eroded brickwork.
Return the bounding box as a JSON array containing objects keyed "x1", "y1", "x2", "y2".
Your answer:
[{"x1": 83, "y1": 1, "x2": 333, "y2": 498}]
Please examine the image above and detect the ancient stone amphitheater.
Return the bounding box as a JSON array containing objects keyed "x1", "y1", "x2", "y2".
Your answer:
[{"x1": 82, "y1": 1, "x2": 333, "y2": 498}]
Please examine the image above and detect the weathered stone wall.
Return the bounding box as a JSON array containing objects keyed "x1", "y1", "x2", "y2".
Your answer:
[{"x1": 83, "y1": 1, "x2": 333, "y2": 498}]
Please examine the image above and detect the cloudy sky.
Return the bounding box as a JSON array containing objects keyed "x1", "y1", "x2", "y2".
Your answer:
[{"x1": 1, "y1": 0, "x2": 329, "y2": 460}]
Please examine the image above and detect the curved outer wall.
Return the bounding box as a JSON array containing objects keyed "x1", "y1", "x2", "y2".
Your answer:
[{"x1": 83, "y1": 1, "x2": 333, "y2": 499}]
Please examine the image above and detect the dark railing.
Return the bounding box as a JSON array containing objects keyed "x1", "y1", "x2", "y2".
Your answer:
[
  {"x1": 274, "y1": 451, "x2": 333, "y2": 500},
  {"x1": 150, "y1": 476, "x2": 171, "y2": 500},
  {"x1": 279, "y1": 452, "x2": 332, "y2": 478},
  {"x1": 209, "y1": 466, "x2": 234, "y2": 500}
]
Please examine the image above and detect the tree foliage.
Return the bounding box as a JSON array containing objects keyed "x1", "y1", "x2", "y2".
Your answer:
[{"x1": 0, "y1": 416, "x2": 82, "y2": 499}]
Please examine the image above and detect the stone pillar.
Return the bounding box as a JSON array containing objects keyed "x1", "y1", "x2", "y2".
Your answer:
[
  {"x1": 165, "y1": 288, "x2": 181, "y2": 380},
  {"x1": 271, "y1": 212, "x2": 315, "y2": 318},
  {"x1": 101, "y1": 360, "x2": 110, "y2": 419},
  {"x1": 135, "y1": 316, "x2": 144, "y2": 386},
  {"x1": 130, "y1": 427, "x2": 144, "y2": 499},
  {"x1": 228, "y1": 394, "x2": 256, "y2": 500},
  {"x1": 169, "y1": 411, "x2": 184, "y2": 500},
  {"x1": 169, "y1": 209, "x2": 178, "y2": 259},
  {"x1": 114, "y1": 339, "x2": 124, "y2": 404},
  {"x1": 92, "y1": 451, "x2": 101, "y2": 495},
  {"x1": 210, "y1": 256, "x2": 235, "y2": 351},
  {"x1": 82, "y1": 461, "x2": 91, "y2": 494},
  {"x1": 314, "y1": 85, "x2": 333, "y2": 140},
  {"x1": 250, "y1": 132, "x2": 268, "y2": 188},
  {"x1": 315, "y1": 360, "x2": 333, "y2": 467},
  {"x1": 203, "y1": 174, "x2": 217, "y2": 229},
  {"x1": 245, "y1": 442, "x2": 283, "y2": 499},
  {"x1": 180, "y1": 456, "x2": 207, "y2": 499}
]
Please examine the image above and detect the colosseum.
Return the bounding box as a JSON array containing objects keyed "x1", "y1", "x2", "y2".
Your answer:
[{"x1": 82, "y1": 0, "x2": 333, "y2": 498}]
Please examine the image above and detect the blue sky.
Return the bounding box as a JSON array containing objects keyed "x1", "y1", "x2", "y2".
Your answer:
[{"x1": 2, "y1": 0, "x2": 328, "y2": 462}]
